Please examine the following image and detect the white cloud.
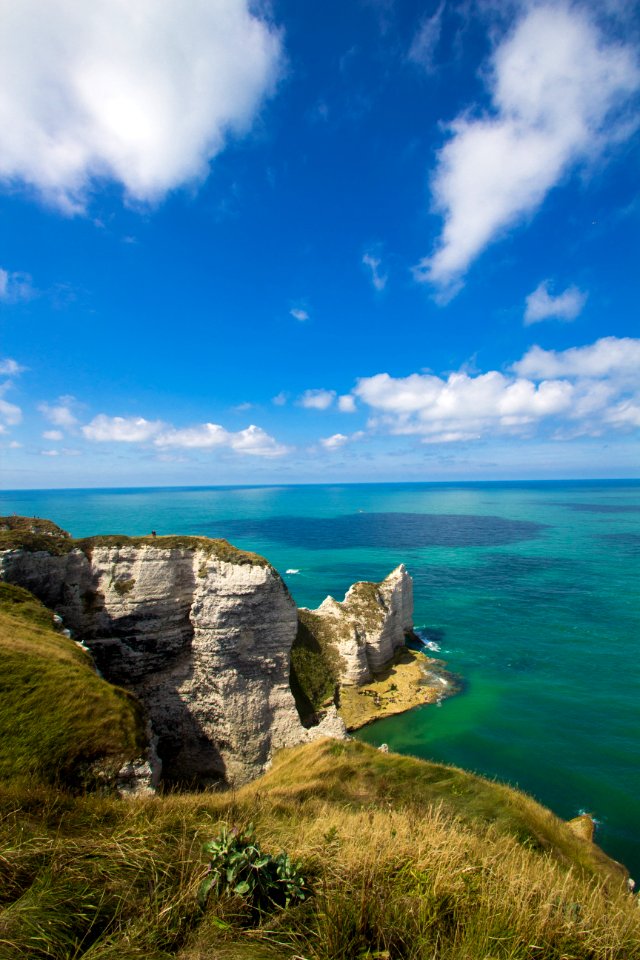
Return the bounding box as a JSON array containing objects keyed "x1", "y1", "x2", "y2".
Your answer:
[
  {"x1": 154, "y1": 422, "x2": 288, "y2": 457},
  {"x1": 416, "y1": 4, "x2": 640, "y2": 292},
  {"x1": 362, "y1": 251, "x2": 388, "y2": 292},
  {"x1": 0, "y1": 268, "x2": 35, "y2": 303},
  {"x1": 524, "y1": 280, "x2": 587, "y2": 324},
  {"x1": 338, "y1": 394, "x2": 357, "y2": 413},
  {"x1": 0, "y1": 382, "x2": 21, "y2": 427},
  {"x1": 39, "y1": 398, "x2": 79, "y2": 428},
  {"x1": 299, "y1": 388, "x2": 336, "y2": 411},
  {"x1": 513, "y1": 336, "x2": 640, "y2": 380},
  {"x1": 41, "y1": 449, "x2": 59, "y2": 457},
  {"x1": 320, "y1": 433, "x2": 349, "y2": 450},
  {"x1": 0, "y1": 358, "x2": 26, "y2": 375},
  {"x1": 353, "y1": 337, "x2": 640, "y2": 443},
  {"x1": 272, "y1": 391, "x2": 288, "y2": 406},
  {"x1": 408, "y1": 2, "x2": 444, "y2": 72},
  {"x1": 82, "y1": 413, "x2": 287, "y2": 457},
  {"x1": 82, "y1": 414, "x2": 164, "y2": 442},
  {"x1": 290, "y1": 308, "x2": 309, "y2": 322},
  {"x1": 0, "y1": 0, "x2": 282, "y2": 212},
  {"x1": 43, "y1": 429, "x2": 63, "y2": 441}
]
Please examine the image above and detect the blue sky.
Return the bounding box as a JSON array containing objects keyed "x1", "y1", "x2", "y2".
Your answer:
[{"x1": 1, "y1": 0, "x2": 639, "y2": 488}]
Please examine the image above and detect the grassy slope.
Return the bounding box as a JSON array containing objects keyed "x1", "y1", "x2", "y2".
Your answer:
[
  {"x1": 0, "y1": 582, "x2": 145, "y2": 787},
  {"x1": 1, "y1": 739, "x2": 637, "y2": 960}
]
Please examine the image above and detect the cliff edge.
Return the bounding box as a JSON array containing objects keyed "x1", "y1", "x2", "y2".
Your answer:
[{"x1": 0, "y1": 520, "x2": 345, "y2": 786}]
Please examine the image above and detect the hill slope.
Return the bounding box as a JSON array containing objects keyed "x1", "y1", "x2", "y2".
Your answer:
[{"x1": 0, "y1": 581, "x2": 145, "y2": 788}]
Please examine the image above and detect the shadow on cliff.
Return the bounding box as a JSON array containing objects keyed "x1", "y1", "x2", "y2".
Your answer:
[{"x1": 83, "y1": 593, "x2": 230, "y2": 790}]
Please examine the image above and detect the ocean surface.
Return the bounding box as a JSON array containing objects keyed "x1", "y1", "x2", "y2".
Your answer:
[{"x1": 2, "y1": 481, "x2": 639, "y2": 878}]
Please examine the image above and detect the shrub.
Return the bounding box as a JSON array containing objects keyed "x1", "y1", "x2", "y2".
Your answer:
[{"x1": 199, "y1": 824, "x2": 309, "y2": 914}]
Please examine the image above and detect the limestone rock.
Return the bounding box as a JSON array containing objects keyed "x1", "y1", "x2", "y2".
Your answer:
[
  {"x1": 0, "y1": 531, "x2": 346, "y2": 787},
  {"x1": 305, "y1": 565, "x2": 414, "y2": 686}
]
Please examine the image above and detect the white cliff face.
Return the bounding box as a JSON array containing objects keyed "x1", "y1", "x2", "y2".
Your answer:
[
  {"x1": 307, "y1": 565, "x2": 414, "y2": 685},
  {"x1": 0, "y1": 539, "x2": 346, "y2": 786}
]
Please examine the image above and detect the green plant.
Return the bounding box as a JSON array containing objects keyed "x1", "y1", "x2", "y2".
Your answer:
[{"x1": 199, "y1": 824, "x2": 309, "y2": 913}]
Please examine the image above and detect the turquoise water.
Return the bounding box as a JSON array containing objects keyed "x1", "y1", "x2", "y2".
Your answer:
[{"x1": 1, "y1": 481, "x2": 639, "y2": 877}]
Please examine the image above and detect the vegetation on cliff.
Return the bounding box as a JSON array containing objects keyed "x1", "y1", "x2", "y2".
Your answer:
[
  {"x1": 0, "y1": 515, "x2": 271, "y2": 567},
  {"x1": 0, "y1": 582, "x2": 145, "y2": 788},
  {"x1": 289, "y1": 609, "x2": 343, "y2": 723}
]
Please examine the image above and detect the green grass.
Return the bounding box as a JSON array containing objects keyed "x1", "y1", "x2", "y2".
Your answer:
[
  {"x1": 0, "y1": 739, "x2": 637, "y2": 960},
  {"x1": 0, "y1": 515, "x2": 271, "y2": 568},
  {"x1": 0, "y1": 582, "x2": 145, "y2": 788}
]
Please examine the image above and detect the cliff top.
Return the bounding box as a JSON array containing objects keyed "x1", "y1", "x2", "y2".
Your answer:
[{"x1": 0, "y1": 516, "x2": 270, "y2": 567}]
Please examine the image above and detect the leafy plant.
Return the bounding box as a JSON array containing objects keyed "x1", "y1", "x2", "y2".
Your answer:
[{"x1": 199, "y1": 824, "x2": 309, "y2": 913}]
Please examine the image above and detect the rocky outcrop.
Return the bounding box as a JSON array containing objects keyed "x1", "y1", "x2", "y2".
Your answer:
[
  {"x1": 0, "y1": 530, "x2": 345, "y2": 786},
  {"x1": 304, "y1": 565, "x2": 415, "y2": 685},
  {"x1": 0, "y1": 523, "x2": 416, "y2": 788}
]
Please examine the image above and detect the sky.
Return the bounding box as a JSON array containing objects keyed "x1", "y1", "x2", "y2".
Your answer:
[{"x1": 0, "y1": 0, "x2": 639, "y2": 488}]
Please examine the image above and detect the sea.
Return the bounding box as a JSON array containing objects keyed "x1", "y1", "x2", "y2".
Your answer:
[{"x1": 1, "y1": 480, "x2": 639, "y2": 878}]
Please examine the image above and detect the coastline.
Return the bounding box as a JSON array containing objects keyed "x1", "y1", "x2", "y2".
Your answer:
[{"x1": 337, "y1": 645, "x2": 461, "y2": 731}]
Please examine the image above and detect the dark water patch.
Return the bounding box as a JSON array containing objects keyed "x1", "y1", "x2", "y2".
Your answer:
[
  {"x1": 411, "y1": 553, "x2": 574, "y2": 598},
  {"x1": 557, "y1": 503, "x2": 640, "y2": 514},
  {"x1": 599, "y1": 532, "x2": 640, "y2": 556},
  {"x1": 211, "y1": 512, "x2": 546, "y2": 550}
]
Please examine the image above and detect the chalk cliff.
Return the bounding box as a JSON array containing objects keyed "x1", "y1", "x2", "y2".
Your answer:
[
  {"x1": 0, "y1": 520, "x2": 415, "y2": 787},
  {"x1": 0, "y1": 526, "x2": 345, "y2": 786},
  {"x1": 305, "y1": 565, "x2": 415, "y2": 685}
]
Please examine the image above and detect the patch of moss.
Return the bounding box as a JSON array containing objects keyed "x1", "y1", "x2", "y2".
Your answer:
[
  {"x1": 0, "y1": 517, "x2": 271, "y2": 568},
  {"x1": 113, "y1": 578, "x2": 135, "y2": 596},
  {"x1": 343, "y1": 579, "x2": 386, "y2": 631},
  {"x1": 77, "y1": 534, "x2": 270, "y2": 567},
  {"x1": 0, "y1": 584, "x2": 145, "y2": 789},
  {"x1": 0, "y1": 516, "x2": 70, "y2": 538},
  {"x1": 290, "y1": 610, "x2": 344, "y2": 723},
  {"x1": 0, "y1": 529, "x2": 78, "y2": 555}
]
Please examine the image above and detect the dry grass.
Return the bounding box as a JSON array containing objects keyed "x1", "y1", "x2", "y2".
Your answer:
[{"x1": 1, "y1": 740, "x2": 637, "y2": 960}]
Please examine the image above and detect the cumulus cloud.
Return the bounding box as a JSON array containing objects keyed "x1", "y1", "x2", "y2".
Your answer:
[
  {"x1": 82, "y1": 413, "x2": 287, "y2": 457},
  {"x1": 352, "y1": 336, "x2": 640, "y2": 443},
  {"x1": 82, "y1": 414, "x2": 164, "y2": 442},
  {"x1": 0, "y1": 0, "x2": 282, "y2": 212},
  {"x1": 0, "y1": 268, "x2": 35, "y2": 303},
  {"x1": 43, "y1": 430, "x2": 63, "y2": 441},
  {"x1": 290, "y1": 308, "x2": 309, "y2": 322},
  {"x1": 513, "y1": 336, "x2": 640, "y2": 380},
  {"x1": 155, "y1": 422, "x2": 287, "y2": 457},
  {"x1": 320, "y1": 433, "x2": 349, "y2": 450},
  {"x1": 362, "y1": 251, "x2": 388, "y2": 292},
  {"x1": 299, "y1": 389, "x2": 336, "y2": 410},
  {"x1": 0, "y1": 358, "x2": 26, "y2": 376},
  {"x1": 338, "y1": 394, "x2": 357, "y2": 413},
  {"x1": 0, "y1": 362, "x2": 23, "y2": 429},
  {"x1": 39, "y1": 398, "x2": 79, "y2": 429},
  {"x1": 524, "y1": 280, "x2": 587, "y2": 324},
  {"x1": 272, "y1": 391, "x2": 288, "y2": 406},
  {"x1": 415, "y1": 4, "x2": 640, "y2": 292},
  {"x1": 320, "y1": 430, "x2": 365, "y2": 451},
  {"x1": 0, "y1": 389, "x2": 21, "y2": 427}
]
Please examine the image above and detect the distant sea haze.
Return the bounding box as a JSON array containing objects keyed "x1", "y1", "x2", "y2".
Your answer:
[{"x1": 2, "y1": 480, "x2": 639, "y2": 877}]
